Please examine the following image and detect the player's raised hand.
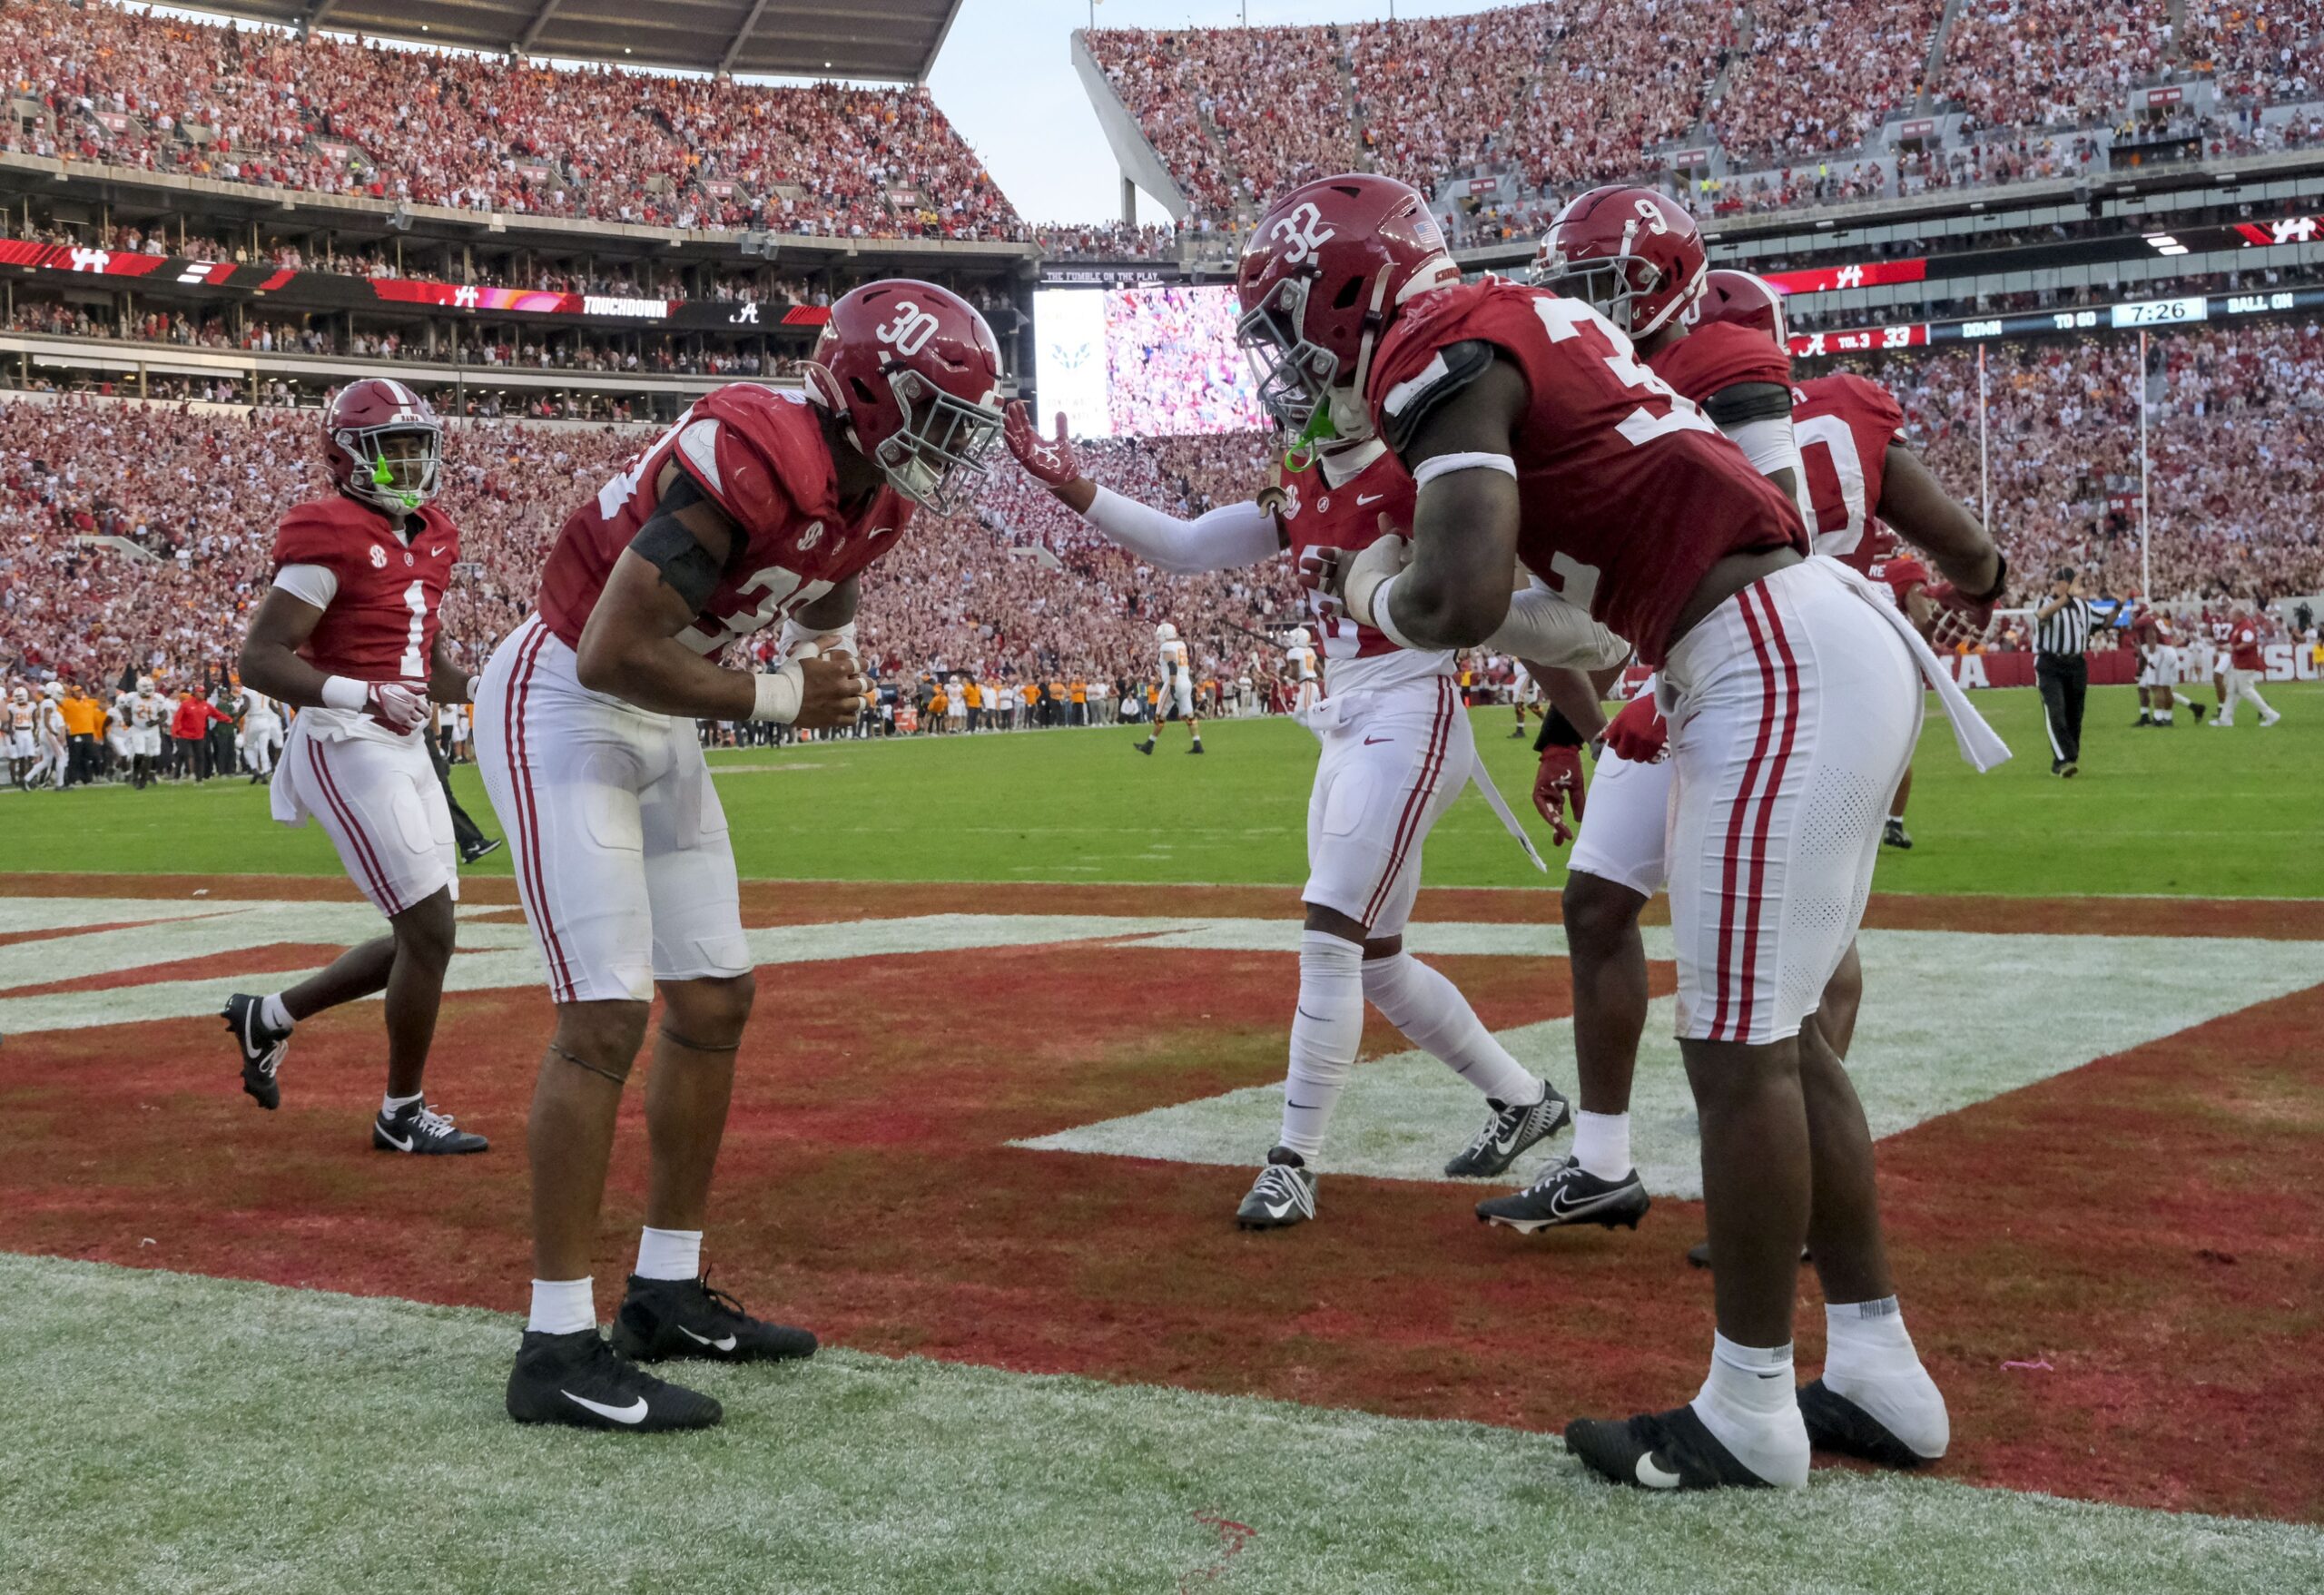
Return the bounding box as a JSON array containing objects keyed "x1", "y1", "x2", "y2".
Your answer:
[
  {"x1": 362, "y1": 681, "x2": 428, "y2": 734},
  {"x1": 1601, "y1": 693, "x2": 1668, "y2": 763},
  {"x1": 793, "y1": 639, "x2": 870, "y2": 731},
  {"x1": 1004, "y1": 402, "x2": 1080, "y2": 489},
  {"x1": 1531, "y1": 743, "x2": 1587, "y2": 846}
]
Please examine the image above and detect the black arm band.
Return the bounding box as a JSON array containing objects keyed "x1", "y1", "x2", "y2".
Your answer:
[
  {"x1": 1532, "y1": 706, "x2": 1585, "y2": 753},
  {"x1": 1379, "y1": 340, "x2": 1498, "y2": 455},
  {"x1": 1701, "y1": 381, "x2": 1796, "y2": 428},
  {"x1": 629, "y1": 473, "x2": 725, "y2": 613}
]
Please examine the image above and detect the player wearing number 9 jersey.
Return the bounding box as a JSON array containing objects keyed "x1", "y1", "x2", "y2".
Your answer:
[
  {"x1": 228, "y1": 377, "x2": 486, "y2": 1155},
  {"x1": 1238, "y1": 172, "x2": 2014, "y2": 1492},
  {"x1": 479, "y1": 280, "x2": 1006, "y2": 1436}
]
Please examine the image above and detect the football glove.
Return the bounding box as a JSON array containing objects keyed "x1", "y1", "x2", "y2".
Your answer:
[
  {"x1": 1602, "y1": 693, "x2": 1669, "y2": 764},
  {"x1": 1532, "y1": 743, "x2": 1587, "y2": 847},
  {"x1": 1301, "y1": 530, "x2": 1411, "y2": 631},
  {"x1": 1004, "y1": 402, "x2": 1080, "y2": 490},
  {"x1": 362, "y1": 682, "x2": 428, "y2": 734}
]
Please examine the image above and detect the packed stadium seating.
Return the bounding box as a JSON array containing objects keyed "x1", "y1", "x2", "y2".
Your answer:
[
  {"x1": 1087, "y1": 2, "x2": 2320, "y2": 231},
  {"x1": 2, "y1": 0, "x2": 1022, "y2": 241},
  {"x1": 0, "y1": 399, "x2": 1298, "y2": 702}
]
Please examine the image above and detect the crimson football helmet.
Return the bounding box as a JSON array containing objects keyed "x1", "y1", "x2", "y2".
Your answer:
[
  {"x1": 804, "y1": 280, "x2": 1006, "y2": 513},
  {"x1": 1531, "y1": 186, "x2": 1707, "y2": 339},
  {"x1": 324, "y1": 378, "x2": 442, "y2": 515},
  {"x1": 1235, "y1": 174, "x2": 1462, "y2": 433},
  {"x1": 1698, "y1": 268, "x2": 1791, "y2": 348}
]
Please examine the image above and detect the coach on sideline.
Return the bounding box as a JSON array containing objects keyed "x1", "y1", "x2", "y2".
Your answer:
[{"x1": 2035, "y1": 567, "x2": 2094, "y2": 777}]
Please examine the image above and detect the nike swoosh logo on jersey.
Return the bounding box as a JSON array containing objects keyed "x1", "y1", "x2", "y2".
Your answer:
[
  {"x1": 563, "y1": 1391, "x2": 649, "y2": 1425},
  {"x1": 1356, "y1": 493, "x2": 1386, "y2": 506},
  {"x1": 1634, "y1": 1452, "x2": 1684, "y2": 1489},
  {"x1": 678, "y1": 1325, "x2": 739, "y2": 1353}
]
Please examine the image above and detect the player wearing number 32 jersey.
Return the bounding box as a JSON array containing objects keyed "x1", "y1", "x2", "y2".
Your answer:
[
  {"x1": 226, "y1": 378, "x2": 486, "y2": 1157},
  {"x1": 1236, "y1": 172, "x2": 2012, "y2": 1495},
  {"x1": 478, "y1": 280, "x2": 1007, "y2": 1437}
]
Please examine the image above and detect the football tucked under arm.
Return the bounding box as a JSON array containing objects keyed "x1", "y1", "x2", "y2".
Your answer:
[{"x1": 1083, "y1": 487, "x2": 1283, "y2": 576}]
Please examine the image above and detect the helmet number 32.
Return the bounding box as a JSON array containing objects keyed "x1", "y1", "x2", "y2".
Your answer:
[
  {"x1": 874, "y1": 301, "x2": 942, "y2": 358},
  {"x1": 1269, "y1": 202, "x2": 1336, "y2": 267}
]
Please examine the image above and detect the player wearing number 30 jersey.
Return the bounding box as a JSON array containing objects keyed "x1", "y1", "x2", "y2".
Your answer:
[
  {"x1": 480, "y1": 280, "x2": 1007, "y2": 1437},
  {"x1": 226, "y1": 378, "x2": 486, "y2": 1157}
]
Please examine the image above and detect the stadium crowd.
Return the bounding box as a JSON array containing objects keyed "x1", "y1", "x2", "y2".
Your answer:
[{"x1": 4, "y1": 0, "x2": 1023, "y2": 241}]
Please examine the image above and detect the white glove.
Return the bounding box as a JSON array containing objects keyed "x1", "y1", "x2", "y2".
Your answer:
[
  {"x1": 362, "y1": 682, "x2": 428, "y2": 734},
  {"x1": 1340, "y1": 534, "x2": 1412, "y2": 631}
]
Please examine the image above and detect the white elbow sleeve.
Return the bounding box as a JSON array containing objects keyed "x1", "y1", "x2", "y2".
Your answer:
[
  {"x1": 1085, "y1": 487, "x2": 1278, "y2": 575},
  {"x1": 1725, "y1": 415, "x2": 1801, "y2": 485},
  {"x1": 1486, "y1": 586, "x2": 1631, "y2": 671}
]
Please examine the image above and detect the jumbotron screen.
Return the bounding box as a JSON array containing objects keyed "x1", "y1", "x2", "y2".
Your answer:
[{"x1": 1032, "y1": 285, "x2": 1264, "y2": 438}]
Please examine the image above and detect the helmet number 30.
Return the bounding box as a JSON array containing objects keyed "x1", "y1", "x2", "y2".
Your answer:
[
  {"x1": 1270, "y1": 202, "x2": 1336, "y2": 267},
  {"x1": 874, "y1": 300, "x2": 942, "y2": 358}
]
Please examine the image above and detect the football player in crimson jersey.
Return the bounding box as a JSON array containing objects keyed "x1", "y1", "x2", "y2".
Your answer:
[
  {"x1": 1005, "y1": 405, "x2": 1623, "y2": 1228},
  {"x1": 478, "y1": 281, "x2": 1004, "y2": 1434},
  {"x1": 2127, "y1": 604, "x2": 2182, "y2": 726},
  {"x1": 2212, "y1": 609, "x2": 2282, "y2": 727},
  {"x1": 1488, "y1": 262, "x2": 2007, "y2": 1285},
  {"x1": 226, "y1": 379, "x2": 486, "y2": 1155},
  {"x1": 1240, "y1": 172, "x2": 2010, "y2": 1491}
]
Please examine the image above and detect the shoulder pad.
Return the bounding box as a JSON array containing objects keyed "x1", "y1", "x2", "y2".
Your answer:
[{"x1": 271, "y1": 497, "x2": 368, "y2": 568}]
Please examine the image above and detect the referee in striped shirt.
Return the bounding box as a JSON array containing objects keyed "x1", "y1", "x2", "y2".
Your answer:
[{"x1": 2035, "y1": 567, "x2": 2094, "y2": 776}]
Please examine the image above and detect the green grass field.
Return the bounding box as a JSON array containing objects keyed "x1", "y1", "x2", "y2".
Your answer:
[
  {"x1": 5, "y1": 684, "x2": 2319, "y2": 898},
  {"x1": 3, "y1": 680, "x2": 2319, "y2": 1593}
]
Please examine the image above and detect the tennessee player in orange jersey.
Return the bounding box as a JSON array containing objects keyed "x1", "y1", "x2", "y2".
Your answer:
[
  {"x1": 226, "y1": 379, "x2": 485, "y2": 1155},
  {"x1": 478, "y1": 281, "x2": 1004, "y2": 1435},
  {"x1": 1006, "y1": 396, "x2": 1623, "y2": 1230}
]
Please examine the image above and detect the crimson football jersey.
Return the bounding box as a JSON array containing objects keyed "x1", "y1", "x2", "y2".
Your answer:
[
  {"x1": 537, "y1": 384, "x2": 911, "y2": 656},
  {"x1": 2128, "y1": 611, "x2": 2167, "y2": 650},
  {"x1": 1645, "y1": 322, "x2": 1792, "y2": 405},
  {"x1": 1367, "y1": 279, "x2": 1804, "y2": 666},
  {"x1": 271, "y1": 493, "x2": 461, "y2": 684},
  {"x1": 1274, "y1": 440, "x2": 1447, "y2": 692},
  {"x1": 2230, "y1": 618, "x2": 2266, "y2": 671},
  {"x1": 1790, "y1": 374, "x2": 1905, "y2": 568}
]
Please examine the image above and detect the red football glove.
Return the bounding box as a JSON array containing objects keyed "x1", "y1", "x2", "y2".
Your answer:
[
  {"x1": 1532, "y1": 744, "x2": 1587, "y2": 847},
  {"x1": 363, "y1": 682, "x2": 428, "y2": 734},
  {"x1": 1296, "y1": 546, "x2": 1345, "y2": 621},
  {"x1": 1601, "y1": 693, "x2": 1669, "y2": 763},
  {"x1": 1920, "y1": 582, "x2": 1995, "y2": 652},
  {"x1": 1003, "y1": 401, "x2": 1079, "y2": 490}
]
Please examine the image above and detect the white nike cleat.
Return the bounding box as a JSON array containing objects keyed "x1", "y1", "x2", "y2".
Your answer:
[{"x1": 1235, "y1": 1147, "x2": 1316, "y2": 1229}]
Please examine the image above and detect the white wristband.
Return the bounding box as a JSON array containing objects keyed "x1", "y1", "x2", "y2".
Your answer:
[
  {"x1": 464, "y1": 674, "x2": 482, "y2": 704},
  {"x1": 751, "y1": 663, "x2": 805, "y2": 724},
  {"x1": 1364, "y1": 572, "x2": 1423, "y2": 651},
  {"x1": 320, "y1": 676, "x2": 367, "y2": 713}
]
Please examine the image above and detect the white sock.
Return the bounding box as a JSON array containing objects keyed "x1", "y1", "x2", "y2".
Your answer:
[
  {"x1": 1571, "y1": 1110, "x2": 1632, "y2": 1179},
  {"x1": 1279, "y1": 930, "x2": 1366, "y2": 1163},
  {"x1": 635, "y1": 1226, "x2": 703, "y2": 1282},
  {"x1": 527, "y1": 1276, "x2": 596, "y2": 1335},
  {"x1": 1362, "y1": 952, "x2": 1543, "y2": 1107},
  {"x1": 381, "y1": 1091, "x2": 422, "y2": 1117},
  {"x1": 261, "y1": 992, "x2": 294, "y2": 1032},
  {"x1": 1822, "y1": 1297, "x2": 1949, "y2": 1461},
  {"x1": 1690, "y1": 1334, "x2": 1810, "y2": 1486}
]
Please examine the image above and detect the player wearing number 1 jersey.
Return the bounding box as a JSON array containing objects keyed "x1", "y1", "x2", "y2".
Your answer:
[
  {"x1": 479, "y1": 280, "x2": 1005, "y2": 1434},
  {"x1": 226, "y1": 379, "x2": 485, "y2": 1156}
]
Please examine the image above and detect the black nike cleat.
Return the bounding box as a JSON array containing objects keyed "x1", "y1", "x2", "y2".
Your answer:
[
  {"x1": 1475, "y1": 1157, "x2": 1649, "y2": 1233},
  {"x1": 506, "y1": 1328, "x2": 722, "y2": 1433},
  {"x1": 1135, "y1": 739, "x2": 1155, "y2": 756},
  {"x1": 1187, "y1": 743, "x2": 1205, "y2": 754},
  {"x1": 1234, "y1": 1146, "x2": 1316, "y2": 1229},
  {"x1": 1444, "y1": 1087, "x2": 1571, "y2": 1178},
  {"x1": 1797, "y1": 1378, "x2": 1942, "y2": 1470},
  {"x1": 460, "y1": 837, "x2": 505, "y2": 864},
  {"x1": 1566, "y1": 1403, "x2": 1781, "y2": 1491},
  {"x1": 610, "y1": 1272, "x2": 817, "y2": 1364},
  {"x1": 222, "y1": 993, "x2": 290, "y2": 1110},
  {"x1": 2191, "y1": 702, "x2": 2207, "y2": 723},
  {"x1": 1881, "y1": 817, "x2": 1914, "y2": 851},
  {"x1": 372, "y1": 1101, "x2": 488, "y2": 1155}
]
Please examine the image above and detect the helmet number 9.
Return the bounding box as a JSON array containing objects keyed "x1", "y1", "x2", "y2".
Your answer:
[
  {"x1": 874, "y1": 300, "x2": 942, "y2": 359},
  {"x1": 1633, "y1": 198, "x2": 1668, "y2": 235}
]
